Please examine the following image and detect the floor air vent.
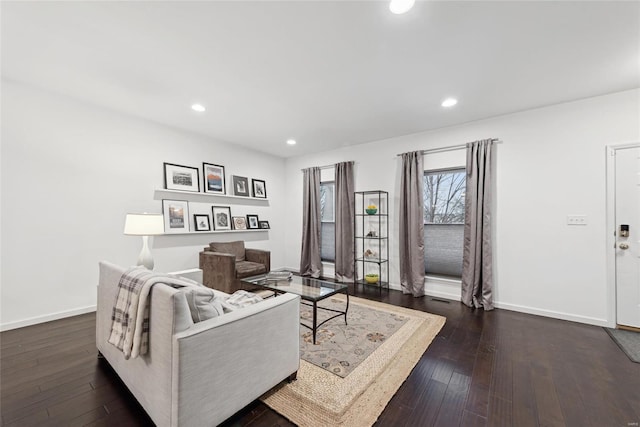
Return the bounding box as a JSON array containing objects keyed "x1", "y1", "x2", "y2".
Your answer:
[{"x1": 431, "y1": 298, "x2": 451, "y2": 304}]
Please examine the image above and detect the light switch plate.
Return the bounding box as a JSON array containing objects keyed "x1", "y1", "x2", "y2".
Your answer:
[{"x1": 567, "y1": 215, "x2": 587, "y2": 225}]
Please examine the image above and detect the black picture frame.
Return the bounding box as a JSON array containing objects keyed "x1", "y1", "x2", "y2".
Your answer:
[
  {"x1": 232, "y1": 175, "x2": 250, "y2": 197},
  {"x1": 193, "y1": 214, "x2": 211, "y2": 232},
  {"x1": 246, "y1": 214, "x2": 260, "y2": 229},
  {"x1": 212, "y1": 206, "x2": 232, "y2": 231},
  {"x1": 164, "y1": 163, "x2": 200, "y2": 192},
  {"x1": 258, "y1": 220, "x2": 270, "y2": 229},
  {"x1": 203, "y1": 163, "x2": 226, "y2": 195},
  {"x1": 251, "y1": 179, "x2": 267, "y2": 198}
]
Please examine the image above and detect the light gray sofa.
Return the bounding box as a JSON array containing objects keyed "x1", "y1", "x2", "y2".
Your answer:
[{"x1": 96, "y1": 261, "x2": 300, "y2": 427}]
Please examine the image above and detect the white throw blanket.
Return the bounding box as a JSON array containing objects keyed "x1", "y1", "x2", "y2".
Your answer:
[
  {"x1": 108, "y1": 267, "x2": 199, "y2": 359},
  {"x1": 221, "y1": 290, "x2": 263, "y2": 312}
]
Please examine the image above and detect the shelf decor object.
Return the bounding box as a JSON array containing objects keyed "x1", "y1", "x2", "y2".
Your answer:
[
  {"x1": 364, "y1": 273, "x2": 379, "y2": 284},
  {"x1": 252, "y1": 179, "x2": 267, "y2": 198},
  {"x1": 246, "y1": 214, "x2": 260, "y2": 229},
  {"x1": 164, "y1": 163, "x2": 200, "y2": 192},
  {"x1": 354, "y1": 190, "x2": 389, "y2": 292},
  {"x1": 203, "y1": 163, "x2": 226, "y2": 195},
  {"x1": 162, "y1": 200, "x2": 190, "y2": 233},
  {"x1": 212, "y1": 206, "x2": 232, "y2": 231},
  {"x1": 232, "y1": 216, "x2": 247, "y2": 230},
  {"x1": 124, "y1": 213, "x2": 164, "y2": 270},
  {"x1": 193, "y1": 214, "x2": 211, "y2": 232},
  {"x1": 232, "y1": 175, "x2": 250, "y2": 197}
]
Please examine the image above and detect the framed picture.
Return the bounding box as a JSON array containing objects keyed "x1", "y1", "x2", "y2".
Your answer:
[
  {"x1": 203, "y1": 163, "x2": 226, "y2": 194},
  {"x1": 252, "y1": 179, "x2": 267, "y2": 198},
  {"x1": 232, "y1": 175, "x2": 250, "y2": 197},
  {"x1": 246, "y1": 214, "x2": 260, "y2": 229},
  {"x1": 232, "y1": 216, "x2": 247, "y2": 230},
  {"x1": 212, "y1": 206, "x2": 232, "y2": 231},
  {"x1": 193, "y1": 214, "x2": 211, "y2": 232},
  {"x1": 164, "y1": 163, "x2": 200, "y2": 192},
  {"x1": 258, "y1": 220, "x2": 270, "y2": 229},
  {"x1": 162, "y1": 200, "x2": 190, "y2": 233}
]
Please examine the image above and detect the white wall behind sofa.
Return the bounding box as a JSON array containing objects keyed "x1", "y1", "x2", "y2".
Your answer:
[
  {"x1": 1, "y1": 80, "x2": 286, "y2": 330},
  {"x1": 283, "y1": 89, "x2": 639, "y2": 327}
]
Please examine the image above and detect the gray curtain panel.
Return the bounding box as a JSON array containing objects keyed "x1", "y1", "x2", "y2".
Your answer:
[
  {"x1": 399, "y1": 151, "x2": 426, "y2": 296},
  {"x1": 461, "y1": 139, "x2": 495, "y2": 310},
  {"x1": 334, "y1": 161, "x2": 355, "y2": 282},
  {"x1": 300, "y1": 167, "x2": 323, "y2": 278}
]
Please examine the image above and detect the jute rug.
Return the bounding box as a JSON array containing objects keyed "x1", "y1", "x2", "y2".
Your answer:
[{"x1": 260, "y1": 295, "x2": 446, "y2": 427}]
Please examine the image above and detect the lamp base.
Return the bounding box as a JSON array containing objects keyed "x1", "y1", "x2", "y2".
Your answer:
[{"x1": 137, "y1": 235, "x2": 154, "y2": 270}]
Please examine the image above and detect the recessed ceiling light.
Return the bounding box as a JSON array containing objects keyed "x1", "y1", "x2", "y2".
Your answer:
[
  {"x1": 191, "y1": 104, "x2": 206, "y2": 112},
  {"x1": 286, "y1": 139, "x2": 297, "y2": 146},
  {"x1": 441, "y1": 98, "x2": 458, "y2": 108},
  {"x1": 389, "y1": 0, "x2": 415, "y2": 14}
]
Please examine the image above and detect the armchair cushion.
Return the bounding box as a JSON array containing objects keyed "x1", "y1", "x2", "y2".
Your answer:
[
  {"x1": 209, "y1": 241, "x2": 245, "y2": 262},
  {"x1": 235, "y1": 261, "x2": 267, "y2": 278}
]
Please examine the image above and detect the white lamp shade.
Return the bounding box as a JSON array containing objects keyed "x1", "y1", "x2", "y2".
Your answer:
[{"x1": 124, "y1": 213, "x2": 164, "y2": 236}]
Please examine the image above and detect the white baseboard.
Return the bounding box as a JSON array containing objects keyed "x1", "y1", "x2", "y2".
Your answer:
[
  {"x1": 0, "y1": 305, "x2": 97, "y2": 331},
  {"x1": 493, "y1": 301, "x2": 609, "y2": 327}
]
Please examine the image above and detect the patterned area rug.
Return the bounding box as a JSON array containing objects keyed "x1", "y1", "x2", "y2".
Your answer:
[
  {"x1": 261, "y1": 295, "x2": 445, "y2": 427},
  {"x1": 299, "y1": 297, "x2": 409, "y2": 377}
]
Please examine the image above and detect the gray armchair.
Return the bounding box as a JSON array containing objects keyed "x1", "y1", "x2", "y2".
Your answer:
[{"x1": 199, "y1": 241, "x2": 270, "y2": 294}]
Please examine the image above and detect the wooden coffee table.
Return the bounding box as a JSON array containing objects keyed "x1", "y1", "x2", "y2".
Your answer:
[{"x1": 242, "y1": 273, "x2": 349, "y2": 344}]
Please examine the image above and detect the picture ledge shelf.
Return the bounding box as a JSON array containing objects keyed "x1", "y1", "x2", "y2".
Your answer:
[
  {"x1": 155, "y1": 188, "x2": 269, "y2": 202},
  {"x1": 161, "y1": 229, "x2": 268, "y2": 236}
]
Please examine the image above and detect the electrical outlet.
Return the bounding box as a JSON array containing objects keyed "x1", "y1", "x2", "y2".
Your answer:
[{"x1": 567, "y1": 215, "x2": 588, "y2": 225}]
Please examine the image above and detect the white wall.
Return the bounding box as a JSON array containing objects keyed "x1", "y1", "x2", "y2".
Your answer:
[
  {"x1": 284, "y1": 89, "x2": 640, "y2": 326},
  {"x1": 1, "y1": 80, "x2": 286, "y2": 330}
]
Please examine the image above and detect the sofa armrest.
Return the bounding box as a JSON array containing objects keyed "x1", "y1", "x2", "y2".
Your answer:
[
  {"x1": 199, "y1": 251, "x2": 236, "y2": 293},
  {"x1": 172, "y1": 293, "x2": 300, "y2": 427},
  {"x1": 245, "y1": 249, "x2": 270, "y2": 271}
]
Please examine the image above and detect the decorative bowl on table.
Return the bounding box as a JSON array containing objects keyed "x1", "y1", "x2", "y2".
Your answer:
[{"x1": 364, "y1": 274, "x2": 379, "y2": 284}]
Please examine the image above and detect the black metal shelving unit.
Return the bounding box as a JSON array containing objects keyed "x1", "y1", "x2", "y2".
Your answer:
[{"x1": 354, "y1": 190, "x2": 389, "y2": 292}]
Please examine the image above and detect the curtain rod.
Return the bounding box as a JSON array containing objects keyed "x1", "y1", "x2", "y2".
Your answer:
[
  {"x1": 396, "y1": 138, "x2": 500, "y2": 157},
  {"x1": 300, "y1": 163, "x2": 348, "y2": 172}
]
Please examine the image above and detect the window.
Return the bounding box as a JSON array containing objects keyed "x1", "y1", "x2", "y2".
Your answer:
[
  {"x1": 423, "y1": 168, "x2": 466, "y2": 277},
  {"x1": 320, "y1": 181, "x2": 335, "y2": 262}
]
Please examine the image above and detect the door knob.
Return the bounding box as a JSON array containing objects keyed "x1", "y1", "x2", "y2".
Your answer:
[{"x1": 619, "y1": 243, "x2": 630, "y2": 250}]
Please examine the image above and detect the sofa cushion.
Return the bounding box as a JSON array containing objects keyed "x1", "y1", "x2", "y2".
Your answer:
[
  {"x1": 235, "y1": 261, "x2": 267, "y2": 279},
  {"x1": 209, "y1": 241, "x2": 245, "y2": 262},
  {"x1": 184, "y1": 287, "x2": 224, "y2": 323}
]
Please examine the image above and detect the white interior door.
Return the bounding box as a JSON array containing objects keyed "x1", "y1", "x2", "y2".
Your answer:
[{"x1": 616, "y1": 146, "x2": 640, "y2": 328}]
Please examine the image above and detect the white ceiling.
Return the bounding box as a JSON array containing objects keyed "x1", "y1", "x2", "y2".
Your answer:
[{"x1": 2, "y1": 1, "x2": 639, "y2": 158}]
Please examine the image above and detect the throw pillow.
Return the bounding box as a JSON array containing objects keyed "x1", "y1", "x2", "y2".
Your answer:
[{"x1": 185, "y1": 287, "x2": 224, "y2": 323}]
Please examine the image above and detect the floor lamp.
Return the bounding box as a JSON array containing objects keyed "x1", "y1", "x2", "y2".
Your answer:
[{"x1": 124, "y1": 213, "x2": 164, "y2": 270}]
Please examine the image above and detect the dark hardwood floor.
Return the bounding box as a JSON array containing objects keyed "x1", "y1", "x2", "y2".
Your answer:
[{"x1": 2, "y1": 286, "x2": 639, "y2": 426}]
